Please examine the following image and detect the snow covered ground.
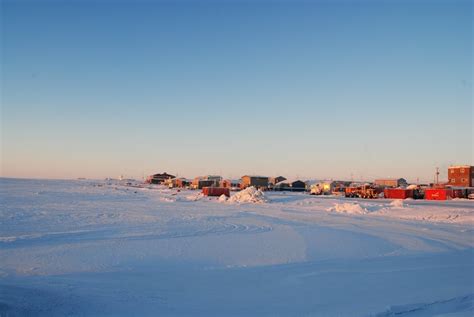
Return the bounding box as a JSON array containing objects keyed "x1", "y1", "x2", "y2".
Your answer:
[{"x1": 1, "y1": 178, "x2": 473, "y2": 316}]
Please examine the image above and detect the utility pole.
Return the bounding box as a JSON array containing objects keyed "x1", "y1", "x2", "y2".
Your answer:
[{"x1": 435, "y1": 167, "x2": 440, "y2": 185}]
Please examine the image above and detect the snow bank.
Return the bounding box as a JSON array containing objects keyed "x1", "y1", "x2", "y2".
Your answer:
[
  {"x1": 228, "y1": 187, "x2": 268, "y2": 204},
  {"x1": 218, "y1": 194, "x2": 228, "y2": 202},
  {"x1": 327, "y1": 203, "x2": 367, "y2": 214}
]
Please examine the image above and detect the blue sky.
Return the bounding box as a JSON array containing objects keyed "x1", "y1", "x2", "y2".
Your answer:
[{"x1": 1, "y1": 0, "x2": 472, "y2": 181}]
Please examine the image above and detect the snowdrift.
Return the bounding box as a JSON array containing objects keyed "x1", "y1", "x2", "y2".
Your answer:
[
  {"x1": 228, "y1": 186, "x2": 268, "y2": 204},
  {"x1": 389, "y1": 199, "x2": 404, "y2": 208},
  {"x1": 218, "y1": 194, "x2": 228, "y2": 202},
  {"x1": 327, "y1": 203, "x2": 367, "y2": 214}
]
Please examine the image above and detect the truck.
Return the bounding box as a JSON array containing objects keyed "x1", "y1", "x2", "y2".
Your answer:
[{"x1": 345, "y1": 184, "x2": 382, "y2": 199}]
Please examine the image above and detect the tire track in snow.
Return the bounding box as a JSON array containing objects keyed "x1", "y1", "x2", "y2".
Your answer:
[{"x1": 0, "y1": 216, "x2": 273, "y2": 249}]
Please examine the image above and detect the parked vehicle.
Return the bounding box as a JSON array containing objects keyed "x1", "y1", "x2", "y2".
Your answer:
[{"x1": 345, "y1": 184, "x2": 382, "y2": 199}]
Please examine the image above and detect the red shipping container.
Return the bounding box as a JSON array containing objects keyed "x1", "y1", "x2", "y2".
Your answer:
[
  {"x1": 202, "y1": 187, "x2": 230, "y2": 197},
  {"x1": 425, "y1": 188, "x2": 453, "y2": 200},
  {"x1": 384, "y1": 188, "x2": 414, "y2": 199}
]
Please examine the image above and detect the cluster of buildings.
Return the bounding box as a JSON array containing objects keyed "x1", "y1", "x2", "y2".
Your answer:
[
  {"x1": 144, "y1": 165, "x2": 474, "y2": 200},
  {"x1": 145, "y1": 174, "x2": 302, "y2": 191}
]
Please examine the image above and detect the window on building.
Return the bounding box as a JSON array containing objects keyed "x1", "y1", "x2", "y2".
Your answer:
[
  {"x1": 461, "y1": 178, "x2": 466, "y2": 183},
  {"x1": 450, "y1": 179, "x2": 456, "y2": 183},
  {"x1": 460, "y1": 168, "x2": 465, "y2": 173},
  {"x1": 450, "y1": 169, "x2": 454, "y2": 174}
]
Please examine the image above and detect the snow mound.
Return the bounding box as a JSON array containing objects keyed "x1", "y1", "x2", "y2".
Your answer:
[
  {"x1": 296, "y1": 200, "x2": 320, "y2": 206},
  {"x1": 186, "y1": 193, "x2": 204, "y2": 201},
  {"x1": 327, "y1": 203, "x2": 367, "y2": 214},
  {"x1": 228, "y1": 187, "x2": 268, "y2": 204},
  {"x1": 375, "y1": 294, "x2": 474, "y2": 316},
  {"x1": 390, "y1": 199, "x2": 404, "y2": 208},
  {"x1": 160, "y1": 196, "x2": 176, "y2": 203},
  {"x1": 218, "y1": 194, "x2": 228, "y2": 202}
]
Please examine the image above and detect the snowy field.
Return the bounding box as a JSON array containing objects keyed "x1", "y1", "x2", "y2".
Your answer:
[{"x1": 1, "y1": 178, "x2": 473, "y2": 316}]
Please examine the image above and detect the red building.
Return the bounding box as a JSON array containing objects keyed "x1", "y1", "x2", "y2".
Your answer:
[{"x1": 448, "y1": 165, "x2": 473, "y2": 187}]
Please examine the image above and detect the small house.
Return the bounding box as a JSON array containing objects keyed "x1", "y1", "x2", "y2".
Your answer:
[
  {"x1": 170, "y1": 178, "x2": 191, "y2": 188},
  {"x1": 290, "y1": 180, "x2": 306, "y2": 192},
  {"x1": 192, "y1": 175, "x2": 222, "y2": 189},
  {"x1": 274, "y1": 179, "x2": 306, "y2": 192},
  {"x1": 269, "y1": 176, "x2": 287, "y2": 186},
  {"x1": 273, "y1": 181, "x2": 291, "y2": 191},
  {"x1": 145, "y1": 172, "x2": 176, "y2": 184},
  {"x1": 220, "y1": 179, "x2": 241, "y2": 190},
  {"x1": 374, "y1": 178, "x2": 408, "y2": 188},
  {"x1": 241, "y1": 175, "x2": 269, "y2": 189}
]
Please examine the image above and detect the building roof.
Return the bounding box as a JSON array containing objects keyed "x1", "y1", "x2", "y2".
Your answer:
[
  {"x1": 275, "y1": 179, "x2": 305, "y2": 186},
  {"x1": 151, "y1": 172, "x2": 175, "y2": 178},
  {"x1": 195, "y1": 175, "x2": 222, "y2": 180},
  {"x1": 172, "y1": 177, "x2": 191, "y2": 181},
  {"x1": 291, "y1": 180, "x2": 306, "y2": 184}
]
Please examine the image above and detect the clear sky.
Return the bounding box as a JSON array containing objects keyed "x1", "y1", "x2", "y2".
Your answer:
[{"x1": 1, "y1": 0, "x2": 472, "y2": 182}]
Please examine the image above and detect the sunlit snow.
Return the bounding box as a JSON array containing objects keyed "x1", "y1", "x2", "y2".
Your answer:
[{"x1": 1, "y1": 178, "x2": 473, "y2": 316}]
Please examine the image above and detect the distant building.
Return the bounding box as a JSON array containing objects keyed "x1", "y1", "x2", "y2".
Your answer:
[
  {"x1": 448, "y1": 165, "x2": 474, "y2": 187},
  {"x1": 192, "y1": 179, "x2": 215, "y2": 189},
  {"x1": 273, "y1": 181, "x2": 290, "y2": 191},
  {"x1": 290, "y1": 180, "x2": 306, "y2": 191},
  {"x1": 220, "y1": 179, "x2": 231, "y2": 188},
  {"x1": 192, "y1": 175, "x2": 222, "y2": 189},
  {"x1": 170, "y1": 178, "x2": 191, "y2": 188},
  {"x1": 145, "y1": 172, "x2": 176, "y2": 184},
  {"x1": 269, "y1": 176, "x2": 287, "y2": 186},
  {"x1": 241, "y1": 175, "x2": 269, "y2": 189},
  {"x1": 374, "y1": 178, "x2": 408, "y2": 188},
  {"x1": 220, "y1": 179, "x2": 241, "y2": 190},
  {"x1": 274, "y1": 179, "x2": 306, "y2": 192}
]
